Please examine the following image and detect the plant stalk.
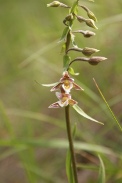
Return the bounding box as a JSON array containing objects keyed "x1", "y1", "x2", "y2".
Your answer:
[
  {"x1": 65, "y1": 105, "x2": 78, "y2": 183},
  {"x1": 64, "y1": 11, "x2": 78, "y2": 182}
]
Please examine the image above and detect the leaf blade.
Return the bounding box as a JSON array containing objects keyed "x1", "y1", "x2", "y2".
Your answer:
[
  {"x1": 97, "y1": 155, "x2": 105, "y2": 183},
  {"x1": 70, "y1": 2, "x2": 78, "y2": 15},
  {"x1": 59, "y1": 27, "x2": 69, "y2": 42},
  {"x1": 63, "y1": 55, "x2": 71, "y2": 70},
  {"x1": 66, "y1": 150, "x2": 74, "y2": 183},
  {"x1": 73, "y1": 104, "x2": 104, "y2": 125},
  {"x1": 68, "y1": 67, "x2": 79, "y2": 75}
]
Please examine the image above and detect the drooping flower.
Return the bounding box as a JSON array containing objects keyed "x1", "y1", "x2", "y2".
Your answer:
[
  {"x1": 50, "y1": 71, "x2": 84, "y2": 93},
  {"x1": 49, "y1": 92, "x2": 78, "y2": 108}
]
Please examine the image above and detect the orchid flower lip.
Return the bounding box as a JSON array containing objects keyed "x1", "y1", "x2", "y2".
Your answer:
[
  {"x1": 62, "y1": 83, "x2": 73, "y2": 93},
  {"x1": 58, "y1": 100, "x2": 69, "y2": 107}
]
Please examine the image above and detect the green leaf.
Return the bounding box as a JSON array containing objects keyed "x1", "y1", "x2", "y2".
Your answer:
[
  {"x1": 63, "y1": 55, "x2": 71, "y2": 70},
  {"x1": 73, "y1": 104, "x2": 104, "y2": 125},
  {"x1": 60, "y1": 43, "x2": 66, "y2": 54},
  {"x1": 93, "y1": 78, "x2": 122, "y2": 131},
  {"x1": 77, "y1": 164, "x2": 97, "y2": 170},
  {"x1": 97, "y1": 155, "x2": 105, "y2": 183},
  {"x1": 25, "y1": 165, "x2": 54, "y2": 183},
  {"x1": 66, "y1": 150, "x2": 74, "y2": 183},
  {"x1": 59, "y1": 27, "x2": 69, "y2": 42},
  {"x1": 42, "y1": 82, "x2": 59, "y2": 87},
  {"x1": 0, "y1": 139, "x2": 115, "y2": 155},
  {"x1": 0, "y1": 147, "x2": 26, "y2": 161},
  {"x1": 70, "y1": 1, "x2": 78, "y2": 15},
  {"x1": 68, "y1": 67, "x2": 79, "y2": 75}
]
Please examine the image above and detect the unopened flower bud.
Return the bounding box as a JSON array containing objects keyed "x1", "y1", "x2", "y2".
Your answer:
[
  {"x1": 79, "y1": 5, "x2": 97, "y2": 22},
  {"x1": 87, "y1": 10, "x2": 97, "y2": 22},
  {"x1": 82, "y1": 47, "x2": 100, "y2": 56},
  {"x1": 47, "y1": 1, "x2": 70, "y2": 8},
  {"x1": 67, "y1": 47, "x2": 99, "y2": 56},
  {"x1": 83, "y1": 30, "x2": 96, "y2": 37},
  {"x1": 76, "y1": 15, "x2": 86, "y2": 23},
  {"x1": 85, "y1": 19, "x2": 98, "y2": 29},
  {"x1": 63, "y1": 14, "x2": 74, "y2": 26},
  {"x1": 75, "y1": 14, "x2": 98, "y2": 29},
  {"x1": 72, "y1": 30, "x2": 96, "y2": 38},
  {"x1": 88, "y1": 56, "x2": 107, "y2": 65},
  {"x1": 69, "y1": 56, "x2": 107, "y2": 67}
]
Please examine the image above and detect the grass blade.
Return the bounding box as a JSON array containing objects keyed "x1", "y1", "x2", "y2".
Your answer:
[
  {"x1": 93, "y1": 78, "x2": 122, "y2": 131},
  {"x1": 0, "y1": 139, "x2": 115, "y2": 156},
  {"x1": 97, "y1": 155, "x2": 105, "y2": 183},
  {"x1": 0, "y1": 100, "x2": 14, "y2": 137}
]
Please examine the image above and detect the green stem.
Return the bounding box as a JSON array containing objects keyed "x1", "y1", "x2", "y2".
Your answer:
[
  {"x1": 65, "y1": 32, "x2": 71, "y2": 53},
  {"x1": 65, "y1": 105, "x2": 78, "y2": 183},
  {"x1": 64, "y1": 7, "x2": 78, "y2": 181}
]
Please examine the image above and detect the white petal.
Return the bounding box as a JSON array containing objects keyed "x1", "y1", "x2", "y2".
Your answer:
[{"x1": 55, "y1": 92, "x2": 62, "y2": 99}]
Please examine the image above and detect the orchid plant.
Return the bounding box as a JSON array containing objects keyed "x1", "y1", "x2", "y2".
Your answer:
[{"x1": 43, "y1": 0, "x2": 107, "y2": 182}]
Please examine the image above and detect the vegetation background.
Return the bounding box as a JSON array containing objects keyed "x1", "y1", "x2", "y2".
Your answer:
[{"x1": 0, "y1": 0, "x2": 122, "y2": 182}]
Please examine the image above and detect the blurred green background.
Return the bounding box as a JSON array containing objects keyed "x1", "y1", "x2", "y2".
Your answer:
[{"x1": 0, "y1": 0, "x2": 122, "y2": 183}]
